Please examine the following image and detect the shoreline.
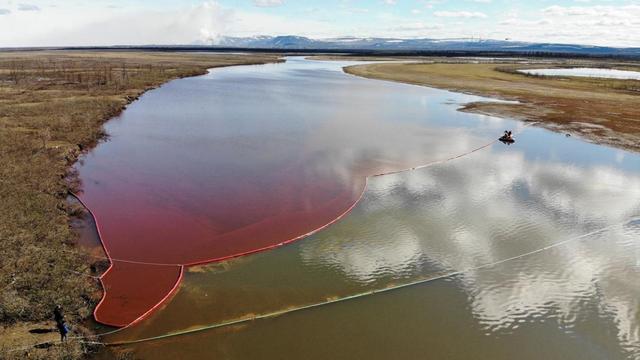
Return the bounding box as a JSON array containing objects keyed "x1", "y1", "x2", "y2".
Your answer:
[
  {"x1": 0, "y1": 51, "x2": 282, "y2": 359},
  {"x1": 4, "y1": 53, "x2": 638, "y2": 358},
  {"x1": 343, "y1": 61, "x2": 640, "y2": 153}
]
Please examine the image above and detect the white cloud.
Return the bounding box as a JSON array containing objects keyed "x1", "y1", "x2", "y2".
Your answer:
[
  {"x1": 496, "y1": 4, "x2": 640, "y2": 47},
  {"x1": 543, "y1": 5, "x2": 598, "y2": 16},
  {"x1": 542, "y1": 4, "x2": 640, "y2": 18},
  {"x1": 434, "y1": 11, "x2": 487, "y2": 18},
  {"x1": 389, "y1": 22, "x2": 442, "y2": 32},
  {"x1": 252, "y1": 0, "x2": 284, "y2": 7},
  {"x1": 0, "y1": 1, "x2": 338, "y2": 47},
  {"x1": 0, "y1": 1, "x2": 639, "y2": 47},
  {"x1": 17, "y1": 3, "x2": 39, "y2": 11},
  {"x1": 345, "y1": 7, "x2": 370, "y2": 14},
  {"x1": 499, "y1": 18, "x2": 551, "y2": 26}
]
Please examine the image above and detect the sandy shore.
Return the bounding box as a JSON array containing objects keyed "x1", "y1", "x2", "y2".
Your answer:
[{"x1": 343, "y1": 60, "x2": 640, "y2": 153}]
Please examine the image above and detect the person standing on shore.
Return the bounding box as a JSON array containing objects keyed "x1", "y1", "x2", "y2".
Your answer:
[
  {"x1": 53, "y1": 305, "x2": 64, "y2": 324},
  {"x1": 53, "y1": 305, "x2": 68, "y2": 342}
]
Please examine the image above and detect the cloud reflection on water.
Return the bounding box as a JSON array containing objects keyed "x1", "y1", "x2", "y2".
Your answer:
[{"x1": 301, "y1": 145, "x2": 640, "y2": 354}]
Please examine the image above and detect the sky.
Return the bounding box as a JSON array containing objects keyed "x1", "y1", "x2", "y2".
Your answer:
[{"x1": 1, "y1": 0, "x2": 639, "y2": 47}]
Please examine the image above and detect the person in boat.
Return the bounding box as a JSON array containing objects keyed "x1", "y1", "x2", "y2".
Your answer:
[{"x1": 501, "y1": 130, "x2": 513, "y2": 141}]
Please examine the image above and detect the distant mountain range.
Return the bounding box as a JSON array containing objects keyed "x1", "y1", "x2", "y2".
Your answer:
[
  {"x1": 206, "y1": 35, "x2": 640, "y2": 57},
  {"x1": 36, "y1": 35, "x2": 640, "y2": 58}
]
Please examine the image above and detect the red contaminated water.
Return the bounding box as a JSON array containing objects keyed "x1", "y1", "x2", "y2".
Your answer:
[
  {"x1": 79, "y1": 161, "x2": 366, "y2": 326},
  {"x1": 76, "y1": 59, "x2": 494, "y2": 327}
]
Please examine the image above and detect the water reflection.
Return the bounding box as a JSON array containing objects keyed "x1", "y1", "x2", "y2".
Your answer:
[
  {"x1": 76, "y1": 57, "x2": 514, "y2": 326},
  {"x1": 112, "y1": 129, "x2": 640, "y2": 359},
  {"x1": 80, "y1": 58, "x2": 640, "y2": 358},
  {"x1": 304, "y1": 134, "x2": 639, "y2": 281},
  {"x1": 354, "y1": 142, "x2": 640, "y2": 355}
]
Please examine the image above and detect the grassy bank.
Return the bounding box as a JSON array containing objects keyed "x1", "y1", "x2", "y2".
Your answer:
[
  {"x1": 343, "y1": 59, "x2": 640, "y2": 152},
  {"x1": 0, "y1": 50, "x2": 281, "y2": 359}
]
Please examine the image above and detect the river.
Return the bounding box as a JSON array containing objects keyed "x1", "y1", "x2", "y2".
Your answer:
[{"x1": 77, "y1": 57, "x2": 640, "y2": 359}]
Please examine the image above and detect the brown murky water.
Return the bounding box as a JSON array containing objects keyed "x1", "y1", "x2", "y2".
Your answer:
[{"x1": 82, "y1": 58, "x2": 640, "y2": 359}]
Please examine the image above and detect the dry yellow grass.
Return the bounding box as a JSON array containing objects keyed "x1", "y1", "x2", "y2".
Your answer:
[
  {"x1": 0, "y1": 50, "x2": 281, "y2": 359},
  {"x1": 345, "y1": 60, "x2": 640, "y2": 152}
]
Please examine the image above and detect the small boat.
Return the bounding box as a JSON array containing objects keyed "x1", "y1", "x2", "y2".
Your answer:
[
  {"x1": 499, "y1": 130, "x2": 514, "y2": 144},
  {"x1": 499, "y1": 135, "x2": 515, "y2": 144}
]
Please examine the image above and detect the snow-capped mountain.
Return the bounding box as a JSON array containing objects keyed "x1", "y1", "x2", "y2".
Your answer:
[{"x1": 209, "y1": 35, "x2": 640, "y2": 56}]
